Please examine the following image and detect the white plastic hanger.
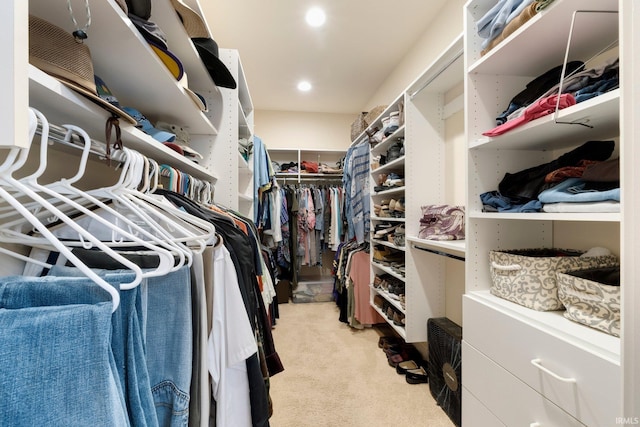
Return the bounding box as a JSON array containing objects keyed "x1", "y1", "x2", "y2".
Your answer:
[
  {"x1": 100, "y1": 148, "x2": 199, "y2": 265},
  {"x1": 14, "y1": 115, "x2": 178, "y2": 282},
  {"x1": 0, "y1": 110, "x2": 122, "y2": 312},
  {"x1": 112, "y1": 150, "x2": 216, "y2": 252},
  {"x1": 0, "y1": 115, "x2": 147, "y2": 284}
]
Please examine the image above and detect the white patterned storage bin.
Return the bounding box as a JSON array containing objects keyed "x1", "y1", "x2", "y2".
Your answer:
[
  {"x1": 557, "y1": 266, "x2": 621, "y2": 337},
  {"x1": 489, "y1": 248, "x2": 619, "y2": 311}
]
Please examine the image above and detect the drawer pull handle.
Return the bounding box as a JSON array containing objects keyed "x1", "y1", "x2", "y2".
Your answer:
[{"x1": 531, "y1": 359, "x2": 576, "y2": 383}]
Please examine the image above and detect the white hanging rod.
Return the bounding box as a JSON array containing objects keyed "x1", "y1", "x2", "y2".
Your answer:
[
  {"x1": 409, "y1": 49, "x2": 463, "y2": 99},
  {"x1": 35, "y1": 122, "x2": 124, "y2": 164}
]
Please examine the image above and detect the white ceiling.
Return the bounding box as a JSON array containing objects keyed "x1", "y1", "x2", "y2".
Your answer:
[{"x1": 201, "y1": 0, "x2": 448, "y2": 114}]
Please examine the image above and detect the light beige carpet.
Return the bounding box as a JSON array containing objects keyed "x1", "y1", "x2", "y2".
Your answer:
[{"x1": 268, "y1": 301, "x2": 455, "y2": 427}]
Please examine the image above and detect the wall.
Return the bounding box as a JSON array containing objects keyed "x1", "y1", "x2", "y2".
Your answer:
[
  {"x1": 254, "y1": 110, "x2": 354, "y2": 150},
  {"x1": 363, "y1": 0, "x2": 466, "y2": 110},
  {"x1": 254, "y1": 1, "x2": 466, "y2": 152}
]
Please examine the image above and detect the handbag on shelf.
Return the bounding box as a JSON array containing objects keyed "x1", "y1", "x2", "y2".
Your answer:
[{"x1": 418, "y1": 205, "x2": 465, "y2": 241}]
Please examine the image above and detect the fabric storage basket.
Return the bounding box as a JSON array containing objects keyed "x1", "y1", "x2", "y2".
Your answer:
[
  {"x1": 557, "y1": 266, "x2": 621, "y2": 337},
  {"x1": 489, "y1": 248, "x2": 618, "y2": 311},
  {"x1": 350, "y1": 112, "x2": 367, "y2": 141}
]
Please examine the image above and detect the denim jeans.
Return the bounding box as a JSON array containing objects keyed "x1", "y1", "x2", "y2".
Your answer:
[
  {"x1": 0, "y1": 276, "x2": 129, "y2": 427},
  {"x1": 50, "y1": 265, "x2": 194, "y2": 427},
  {"x1": 52, "y1": 266, "x2": 193, "y2": 427},
  {"x1": 145, "y1": 266, "x2": 193, "y2": 427},
  {"x1": 49, "y1": 266, "x2": 159, "y2": 427}
]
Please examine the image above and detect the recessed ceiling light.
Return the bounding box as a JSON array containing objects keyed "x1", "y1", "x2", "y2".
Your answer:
[
  {"x1": 297, "y1": 81, "x2": 312, "y2": 92},
  {"x1": 305, "y1": 7, "x2": 326, "y2": 27}
]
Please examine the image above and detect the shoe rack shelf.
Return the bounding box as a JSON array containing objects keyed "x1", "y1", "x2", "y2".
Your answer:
[
  {"x1": 371, "y1": 239, "x2": 406, "y2": 252},
  {"x1": 366, "y1": 34, "x2": 465, "y2": 343},
  {"x1": 462, "y1": 0, "x2": 626, "y2": 425}
]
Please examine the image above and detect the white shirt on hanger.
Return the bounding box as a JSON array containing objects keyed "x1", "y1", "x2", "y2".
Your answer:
[{"x1": 207, "y1": 240, "x2": 258, "y2": 427}]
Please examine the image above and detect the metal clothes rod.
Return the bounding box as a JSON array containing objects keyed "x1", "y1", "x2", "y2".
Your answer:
[
  {"x1": 35, "y1": 122, "x2": 123, "y2": 164},
  {"x1": 411, "y1": 244, "x2": 465, "y2": 261},
  {"x1": 409, "y1": 49, "x2": 463, "y2": 99}
]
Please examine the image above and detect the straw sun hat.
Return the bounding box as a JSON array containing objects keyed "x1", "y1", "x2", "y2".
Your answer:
[{"x1": 28, "y1": 14, "x2": 137, "y2": 125}]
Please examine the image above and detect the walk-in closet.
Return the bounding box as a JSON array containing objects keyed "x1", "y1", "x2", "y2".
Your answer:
[{"x1": 3, "y1": 0, "x2": 637, "y2": 426}]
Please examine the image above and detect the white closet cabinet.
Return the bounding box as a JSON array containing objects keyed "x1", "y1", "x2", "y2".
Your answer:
[
  {"x1": 14, "y1": 0, "x2": 252, "y2": 205},
  {"x1": 462, "y1": 0, "x2": 625, "y2": 425},
  {"x1": 211, "y1": 48, "x2": 255, "y2": 218},
  {"x1": 367, "y1": 35, "x2": 465, "y2": 342}
]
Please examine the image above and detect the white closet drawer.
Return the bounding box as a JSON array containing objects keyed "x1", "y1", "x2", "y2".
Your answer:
[
  {"x1": 462, "y1": 387, "x2": 506, "y2": 427},
  {"x1": 463, "y1": 293, "x2": 620, "y2": 427},
  {"x1": 463, "y1": 342, "x2": 586, "y2": 427}
]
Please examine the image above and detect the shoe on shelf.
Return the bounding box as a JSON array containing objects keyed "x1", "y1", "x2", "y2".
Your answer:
[
  {"x1": 393, "y1": 311, "x2": 406, "y2": 327},
  {"x1": 373, "y1": 224, "x2": 397, "y2": 239},
  {"x1": 393, "y1": 224, "x2": 405, "y2": 246},
  {"x1": 391, "y1": 197, "x2": 405, "y2": 213},
  {"x1": 373, "y1": 295, "x2": 385, "y2": 309}
]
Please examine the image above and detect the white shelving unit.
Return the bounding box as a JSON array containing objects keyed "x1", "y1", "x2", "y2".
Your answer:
[
  {"x1": 462, "y1": 0, "x2": 623, "y2": 425},
  {"x1": 25, "y1": 0, "x2": 222, "y2": 182},
  {"x1": 620, "y1": 0, "x2": 640, "y2": 418},
  {"x1": 363, "y1": 34, "x2": 465, "y2": 342},
  {"x1": 18, "y1": 0, "x2": 254, "y2": 215},
  {"x1": 269, "y1": 148, "x2": 345, "y2": 183},
  {"x1": 213, "y1": 48, "x2": 255, "y2": 218}
]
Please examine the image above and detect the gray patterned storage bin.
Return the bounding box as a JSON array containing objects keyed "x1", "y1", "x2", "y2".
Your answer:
[
  {"x1": 489, "y1": 248, "x2": 618, "y2": 311},
  {"x1": 557, "y1": 266, "x2": 621, "y2": 337}
]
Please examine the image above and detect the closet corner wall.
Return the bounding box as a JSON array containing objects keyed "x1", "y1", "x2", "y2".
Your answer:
[{"x1": 364, "y1": 33, "x2": 466, "y2": 343}]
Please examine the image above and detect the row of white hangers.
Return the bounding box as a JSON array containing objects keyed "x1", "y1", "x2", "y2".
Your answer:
[{"x1": 0, "y1": 108, "x2": 217, "y2": 312}]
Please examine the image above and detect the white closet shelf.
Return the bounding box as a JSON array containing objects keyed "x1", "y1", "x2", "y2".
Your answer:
[
  {"x1": 371, "y1": 239, "x2": 406, "y2": 252},
  {"x1": 370, "y1": 285, "x2": 406, "y2": 314},
  {"x1": 29, "y1": 0, "x2": 217, "y2": 135},
  {"x1": 370, "y1": 303, "x2": 407, "y2": 338},
  {"x1": 371, "y1": 186, "x2": 405, "y2": 197},
  {"x1": 29, "y1": 67, "x2": 216, "y2": 182},
  {"x1": 465, "y1": 291, "x2": 620, "y2": 364},
  {"x1": 468, "y1": 211, "x2": 620, "y2": 222},
  {"x1": 470, "y1": 89, "x2": 620, "y2": 150},
  {"x1": 406, "y1": 237, "x2": 466, "y2": 258},
  {"x1": 468, "y1": 0, "x2": 619, "y2": 76},
  {"x1": 238, "y1": 104, "x2": 252, "y2": 139},
  {"x1": 371, "y1": 262, "x2": 405, "y2": 282},
  {"x1": 371, "y1": 157, "x2": 405, "y2": 174},
  {"x1": 370, "y1": 216, "x2": 406, "y2": 223},
  {"x1": 370, "y1": 126, "x2": 406, "y2": 156},
  {"x1": 238, "y1": 194, "x2": 252, "y2": 202},
  {"x1": 238, "y1": 153, "x2": 252, "y2": 174}
]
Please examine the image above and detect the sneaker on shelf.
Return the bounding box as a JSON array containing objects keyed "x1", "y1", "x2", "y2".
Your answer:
[{"x1": 384, "y1": 111, "x2": 400, "y2": 136}]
